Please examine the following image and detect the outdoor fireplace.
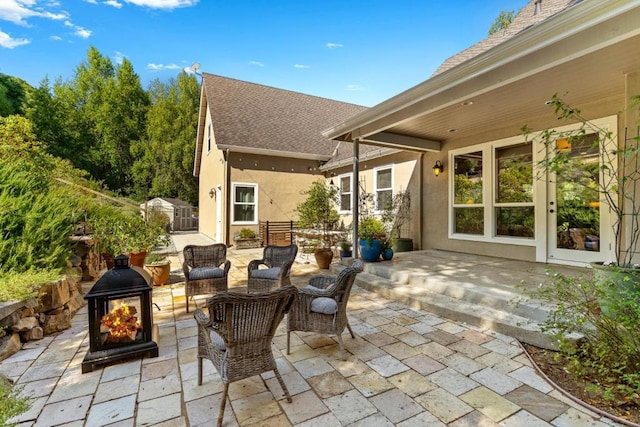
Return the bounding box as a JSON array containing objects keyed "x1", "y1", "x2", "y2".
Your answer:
[{"x1": 82, "y1": 255, "x2": 158, "y2": 373}]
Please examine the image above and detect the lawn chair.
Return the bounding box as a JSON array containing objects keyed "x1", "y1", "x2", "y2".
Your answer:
[
  {"x1": 247, "y1": 244, "x2": 298, "y2": 292},
  {"x1": 286, "y1": 259, "x2": 363, "y2": 360},
  {"x1": 194, "y1": 286, "x2": 298, "y2": 427},
  {"x1": 182, "y1": 244, "x2": 230, "y2": 313}
]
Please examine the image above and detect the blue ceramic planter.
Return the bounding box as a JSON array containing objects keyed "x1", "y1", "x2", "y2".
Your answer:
[{"x1": 359, "y1": 239, "x2": 381, "y2": 262}]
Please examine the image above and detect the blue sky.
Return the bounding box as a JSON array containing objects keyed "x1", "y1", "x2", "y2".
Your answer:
[{"x1": 0, "y1": 0, "x2": 527, "y2": 107}]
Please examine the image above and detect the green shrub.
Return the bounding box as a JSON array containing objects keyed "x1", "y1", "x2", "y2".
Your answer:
[
  {"x1": 358, "y1": 217, "x2": 386, "y2": 243},
  {"x1": 238, "y1": 228, "x2": 258, "y2": 239},
  {"x1": 0, "y1": 269, "x2": 62, "y2": 303},
  {"x1": 0, "y1": 376, "x2": 30, "y2": 427}
]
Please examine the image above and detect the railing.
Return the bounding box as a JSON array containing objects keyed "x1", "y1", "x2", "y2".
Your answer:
[{"x1": 259, "y1": 221, "x2": 298, "y2": 246}]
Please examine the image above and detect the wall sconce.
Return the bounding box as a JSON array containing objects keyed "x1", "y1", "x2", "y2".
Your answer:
[
  {"x1": 208, "y1": 188, "x2": 216, "y2": 199},
  {"x1": 433, "y1": 160, "x2": 444, "y2": 177}
]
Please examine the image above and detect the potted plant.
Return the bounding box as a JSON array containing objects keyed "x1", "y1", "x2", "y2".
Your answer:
[
  {"x1": 358, "y1": 217, "x2": 386, "y2": 262},
  {"x1": 381, "y1": 189, "x2": 413, "y2": 252},
  {"x1": 380, "y1": 237, "x2": 394, "y2": 261},
  {"x1": 339, "y1": 241, "x2": 352, "y2": 259},
  {"x1": 295, "y1": 180, "x2": 340, "y2": 269},
  {"x1": 145, "y1": 252, "x2": 171, "y2": 286},
  {"x1": 525, "y1": 94, "x2": 640, "y2": 311},
  {"x1": 233, "y1": 228, "x2": 262, "y2": 249}
]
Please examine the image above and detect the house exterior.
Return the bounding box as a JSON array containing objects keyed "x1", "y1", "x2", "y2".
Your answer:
[
  {"x1": 193, "y1": 74, "x2": 368, "y2": 245},
  {"x1": 141, "y1": 197, "x2": 195, "y2": 232},
  {"x1": 323, "y1": 0, "x2": 640, "y2": 267}
]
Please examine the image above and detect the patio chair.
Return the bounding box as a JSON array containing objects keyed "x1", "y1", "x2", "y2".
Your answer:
[
  {"x1": 247, "y1": 244, "x2": 298, "y2": 292},
  {"x1": 182, "y1": 244, "x2": 230, "y2": 313},
  {"x1": 286, "y1": 259, "x2": 363, "y2": 360},
  {"x1": 194, "y1": 286, "x2": 298, "y2": 427}
]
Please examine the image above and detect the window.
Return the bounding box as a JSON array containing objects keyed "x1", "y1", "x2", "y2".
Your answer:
[
  {"x1": 338, "y1": 174, "x2": 352, "y2": 212},
  {"x1": 207, "y1": 123, "x2": 212, "y2": 153},
  {"x1": 450, "y1": 141, "x2": 535, "y2": 241},
  {"x1": 495, "y1": 143, "x2": 534, "y2": 237},
  {"x1": 232, "y1": 183, "x2": 257, "y2": 224},
  {"x1": 374, "y1": 166, "x2": 393, "y2": 211},
  {"x1": 453, "y1": 151, "x2": 484, "y2": 235}
]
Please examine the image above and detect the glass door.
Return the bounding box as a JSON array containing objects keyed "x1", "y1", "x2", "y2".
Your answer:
[{"x1": 547, "y1": 134, "x2": 612, "y2": 265}]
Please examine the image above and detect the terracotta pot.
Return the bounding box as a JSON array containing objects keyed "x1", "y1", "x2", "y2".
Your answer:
[
  {"x1": 101, "y1": 253, "x2": 115, "y2": 270},
  {"x1": 129, "y1": 251, "x2": 148, "y2": 268},
  {"x1": 146, "y1": 261, "x2": 171, "y2": 286},
  {"x1": 314, "y1": 248, "x2": 333, "y2": 269}
]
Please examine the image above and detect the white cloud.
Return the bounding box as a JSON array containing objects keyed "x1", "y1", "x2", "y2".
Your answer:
[
  {"x1": 249, "y1": 61, "x2": 264, "y2": 67},
  {"x1": 147, "y1": 63, "x2": 182, "y2": 71},
  {"x1": 0, "y1": 29, "x2": 30, "y2": 48},
  {"x1": 345, "y1": 84, "x2": 365, "y2": 91},
  {"x1": 122, "y1": 0, "x2": 198, "y2": 9},
  {"x1": 104, "y1": 0, "x2": 123, "y2": 8},
  {"x1": 293, "y1": 64, "x2": 310, "y2": 69},
  {"x1": 49, "y1": 34, "x2": 61, "y2": 40},
  {"x1": 326, "y1": 42, "x2": 343, "y2": 49},
  {"x1": 64, "y1": 20, "x2": 91, "y2": 38},
  {"x1": 0, "y1": 0, "x2": 68, "y2": 26},
  {"x1": 114, "y1": 51, "x2": 126, "y2": 64},
  {"x1": 83, "y1": 0, "x2": 99, "y2": 4}
]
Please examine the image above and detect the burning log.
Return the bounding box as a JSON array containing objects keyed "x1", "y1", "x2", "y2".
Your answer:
[{"x1": 101, "y1": 305, "x2": 140, "y2": 343}]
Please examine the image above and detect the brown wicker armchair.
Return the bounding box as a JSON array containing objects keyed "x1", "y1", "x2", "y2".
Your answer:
[
  {"x1": 182, "y1": 244, "x2": 230, "y2": 313},
  {"x1": 194, "y1": 286, "x2": 298, "y2": 427},
  {"x1": 286, "y1": 259, "x2": 363, "y2": 360},
  {"x1": 247, "y1": 244, "x2": 298, "y2": 292}
]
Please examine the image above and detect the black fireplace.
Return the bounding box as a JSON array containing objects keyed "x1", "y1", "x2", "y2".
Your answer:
[{"x1": 82, "y1": 255, "x2": 158, "y2": 373}]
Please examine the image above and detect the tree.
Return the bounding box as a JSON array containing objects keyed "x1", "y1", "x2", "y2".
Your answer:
[
  {"x1": 131, "y1": 71, "x2": 199, "y2": 204},
  {"x1": 0, "y1": 73, "x2": 30, "y2": 116},
  {"x1": 488, "y1": 9, "x2": 518, "y2": 35}
]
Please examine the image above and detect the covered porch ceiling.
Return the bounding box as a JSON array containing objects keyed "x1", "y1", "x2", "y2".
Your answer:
[{"x1": 323, "y1": 0, "x2": 640, "y2": 151}]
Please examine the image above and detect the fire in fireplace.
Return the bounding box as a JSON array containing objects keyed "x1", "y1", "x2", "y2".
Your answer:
[{"x1": 82, "y1": 255, "x2": 158, "y2": 373}]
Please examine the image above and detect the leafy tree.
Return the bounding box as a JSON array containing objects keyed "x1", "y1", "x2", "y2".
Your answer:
[
  {"x1": 0, "y1": 73, "x2": 31, "y2": 116},
  {"x1": 132, "y1": 71, "x2": 198, "y2": 204},
  {"x1": 488, "y1": 9, "x2": 518, "y2": 35}
]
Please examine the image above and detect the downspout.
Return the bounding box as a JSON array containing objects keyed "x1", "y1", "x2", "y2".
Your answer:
[
  {"x1": 419, "y1": 152, "x2": 424, "y2": 250},
  {"x1": 353, "y1": 138, "x2": 360, "y2": 258},
  {"x1": 224, "y1": 149, "x2": 231, "y2": 246}
]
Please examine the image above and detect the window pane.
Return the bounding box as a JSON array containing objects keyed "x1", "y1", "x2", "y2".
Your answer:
[
  {"x1": 377, "y1": 168, "x2": 391, "y2": 189},
  {"x1": 496, "y1": 143, "x2": 533, "y2": 203},
  {"x1": 377, "y1": 190, "x2": 392, "y2": 211},
  {"x1": 454, "y1": 152, "x2": 483, "y2": 204},
  {"x1": 454, "y1": 207, "x2": 484, "y2": 234},
  {"x1": 234, "y1": 205, "x2": 255, "y2": 222},
  {"x1": 235, "y1": 186, "x2": 254, "y2": 203},
  {"x1": 340, "y1": 194, "x2": 351, "y2": 211},
  {"x1": 340, "y1": 176, "x2": 350, "y2": 193},
  {"x1": 496, "y1": 207, "x2": 534, "y2": 237}
]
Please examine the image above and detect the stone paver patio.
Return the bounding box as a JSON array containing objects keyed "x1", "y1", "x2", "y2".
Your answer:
[{"x1": 0, "y1": 235, "x2": 623, "y2": 426}]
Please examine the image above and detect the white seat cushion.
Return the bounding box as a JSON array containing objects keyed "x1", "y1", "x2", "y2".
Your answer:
[
  {"x1": 251, "y1": 267, "x2": 281, "y2": 280},
  {"x1": 310, "y1": 297, "x2": 338, "y2": 315},
  {"x1": 189, "y1": 267, "x2": 225, "y2": 280}
]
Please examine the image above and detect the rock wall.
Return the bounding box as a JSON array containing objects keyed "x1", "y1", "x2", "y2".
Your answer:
[{"x1": 0, "y1": 270, "x2": 86, "y2": 362}]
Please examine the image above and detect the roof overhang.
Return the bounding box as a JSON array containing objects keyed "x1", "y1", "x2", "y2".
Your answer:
[
  {"x1": 322, "y1": 0, "x2": 640, "y2": 148},
  {"x1": 218, "y1": 144, "x2": 332, "y2": 161}
]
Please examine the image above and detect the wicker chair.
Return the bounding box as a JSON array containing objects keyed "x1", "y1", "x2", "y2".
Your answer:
[
  {"x1": 286, "y1": 259, "x2": 364, "y2": 360},
  {"x1": 194, "y1": 286, "x2": 298, "y2": 427},
  {"x1": 182, "y1": 244, "x2": 231, "y2": 313},
  {"x1": 247, "y1": 244, "x2": 298, "y2": 292}
]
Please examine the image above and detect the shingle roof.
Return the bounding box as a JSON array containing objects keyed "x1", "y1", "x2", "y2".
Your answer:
[
  {"x1": 433, "y1": 0, "x2": 581, "y2": 76},
  {"x1": 201, "y1": 73, "x2": 366, "y2": 158}
]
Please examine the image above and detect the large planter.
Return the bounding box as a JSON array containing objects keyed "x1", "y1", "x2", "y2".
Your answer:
[
  {"x1": 314, "y1": 248, "x2": 333, "y2": 269},
  {"x1": 146, "y1": 260, "x2": 171, "y2": 286},
  {"x1": 359, "y1": 239, "x2": 382, "y2": 262},
  {"x1": 129, "y1": 251, "x2": 148, "y2": 268},
  {"x1": 591, "y1": 262, "x2": 640, "y2": 317},
  {"x1": 234, "y1": 238, "x2": 262, "y2": 249},
  {"x1": 394, "y1": 238, "x2": 413, "y2": 252}
]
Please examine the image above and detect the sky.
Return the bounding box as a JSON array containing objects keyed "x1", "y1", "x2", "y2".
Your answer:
[{"x1": 0, "y1": 0, "x2": 528, "y2": 107}]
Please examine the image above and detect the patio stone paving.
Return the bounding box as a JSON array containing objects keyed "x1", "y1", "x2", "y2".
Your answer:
[{"x1": 0, "y1": 234, "x2": 625, "y2": 426}]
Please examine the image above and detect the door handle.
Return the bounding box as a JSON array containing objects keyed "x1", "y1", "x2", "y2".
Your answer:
[{"x1": 549, "y1": 209, "x2": 555, "y2": 213}]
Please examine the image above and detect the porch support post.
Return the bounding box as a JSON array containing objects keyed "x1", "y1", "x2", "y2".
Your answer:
[
  {"x1": 624, "y1": 71, "x2": 640, "y2": 264},
  {"x1": 353, "y1": 138, "x2": 360, "y2": 259}
]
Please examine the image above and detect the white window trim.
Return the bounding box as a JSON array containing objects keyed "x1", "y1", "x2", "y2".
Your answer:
[
  {"x1": 337, "y1": 173, "x2": 353, "y2": 214},
  {"x1": 207, "y1": 123, "x2": 212, "y2": 154},
  {"x1": 373, "y1": 165, "x2": 394, "y2": 213},
  {"x1": 448, "y1": 137, "x2": 538, "y2": 247},
  {"x1": 231, "y1": 182, "x2": 258, "y2": 225}
]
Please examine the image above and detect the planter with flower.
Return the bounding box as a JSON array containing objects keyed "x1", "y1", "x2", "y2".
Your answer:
[
  {"x1": 358, "y1": 217, "x2": 386, "y2": 262},
  {"x1": 233, "y1": 228, "x2": 262, "y2": 249},
  {"x1": 339, "y1": 241, "x2": 352, "y2": 259},
  {"x1": 145, "y1": 252, "x2": 171, "y2": 286}
]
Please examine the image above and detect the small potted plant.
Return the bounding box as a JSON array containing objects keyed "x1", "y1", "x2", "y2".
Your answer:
[
  {"x1": 339, "y1": 241, "x2": 352, "y2": 259},
  {"x1": 380, "y1": 237, "x2": 394, "y2": 261},
  {"x1": 145, "y1": 252, "x2": 171, "y2": 286}
]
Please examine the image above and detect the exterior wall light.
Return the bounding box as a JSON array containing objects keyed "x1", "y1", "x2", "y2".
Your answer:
[
  {"x1": 209, "y1": 188, "x2": 216, "y2": 199},
  {"x1": 433, "y1": 160, "x2": 444, "y2": 177}
]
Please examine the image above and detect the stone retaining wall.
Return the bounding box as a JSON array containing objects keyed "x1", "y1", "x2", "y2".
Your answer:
[{"x1": 0, "y1": 268, "x2": 86, "y2": 362}]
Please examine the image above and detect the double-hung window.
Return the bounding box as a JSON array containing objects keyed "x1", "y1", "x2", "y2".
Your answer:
[
  {"x1": 232, "y1": 183, "x2": 257, "y2": 224},
  {"x1": 374, "y1": 166, "x2": 393, "y2": 212},
  {"x1": 338, "y1": 174, "x2": 352, "y2": 213}
]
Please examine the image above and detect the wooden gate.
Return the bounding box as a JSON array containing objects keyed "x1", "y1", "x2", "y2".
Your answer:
[{"x1": 259, "y1": 221, "x2": 298, "y2": 246}]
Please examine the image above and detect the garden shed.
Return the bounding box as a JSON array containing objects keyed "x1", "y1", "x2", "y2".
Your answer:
[{"x1": 140, "y1": 197, "x2": 196, "y2": 232}]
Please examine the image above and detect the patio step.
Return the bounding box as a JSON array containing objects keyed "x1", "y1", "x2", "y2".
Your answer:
[{"x1": 337, "y1": 265, "x2": 559, "y2": 350}]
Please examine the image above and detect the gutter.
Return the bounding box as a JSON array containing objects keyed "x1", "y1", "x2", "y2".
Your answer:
[
  {"x1": 322, "y1": 0, "x2": 640, "y2": 141},
  {"x1": 217, "y1": 144, "x2": 332, "y2": 161},
  {"x1": 319, "y1": 147, "x2": 400, "y2": 171}
]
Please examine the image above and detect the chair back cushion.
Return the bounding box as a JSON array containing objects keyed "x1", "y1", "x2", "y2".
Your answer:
[
  {"x1": 310, "y1": 297, "x2": 338, "y2": 314},
  {"x1": 189, "y1": 266, "x2": 225, "y2": 280},
  {"x1": 251, "y1": 267, "x2": 281, "y2": 280}
]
